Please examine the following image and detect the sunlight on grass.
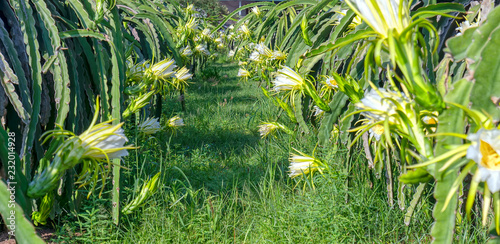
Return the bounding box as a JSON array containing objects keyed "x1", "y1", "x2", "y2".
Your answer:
[{"x1": 51, "y1": 60, "x2": 488, "y2": 243}]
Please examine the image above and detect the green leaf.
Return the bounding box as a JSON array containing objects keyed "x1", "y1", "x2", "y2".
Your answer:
[
  {"x1": 446, "y1": 5, "x2": 500, "y2": 67},
  {"x1": 10, "y1": 0, "x2": 43, "y2": 183},
  {"x1": 445, "y1": 5, "x2": 500, "y2": 119},
  {"x1": 411, "y1": 3, "x2": 465, "y2": 19},
  {"x1": 0, "y1": 125, "x2": 30, "y2": 216},
  {"x1": 123, "y1": 17, "x2": 158, "y2": 60},
  {"x1": 134, "y1": 11, "x2": 183, "y2": 65},
  {"x1": 32, "y1": 0, "x2": 71, "y2": 127},
  {"x1": 405, "y1": 183, "x2": 426, "y2": 225},
  {"x1": 0, "y1": 17, "x2": 32, "y2": 116},
  {"x1": 0, "y1": 181, "x2": 45, "y2": 244},
  {"x1": 471, "y1": 26, "x2": 500, "y2": 119},
  {"x1": 310, "y1": 14, "x2": 340, "y2": 49},
  {"x1": 294, "y1": 94, "x2": 309, "y2": 134},
  {"x1": 305, "y1": 29, "x2": 376, "y2": 58},
  {"x1": 318, "y1": 92, "x2": 349, "y2": 145},
  {"x1": 59, "y1": 29, "x2": 108, "y2": 41},
  {"x1": 67, "y1": 0, "x2": 93, "y2": 28},
  {"x1": 430, "y1": 78, "x2": 473, "y2": 243},
  {"x1": 339, "y1": 103, "x2": 355, "y2": 144},
  {"x1": 0, "y1": 52, "x2": 30, "y2": 123},
  {"x1": 107, "y1": 7, "x2": 125, "y2": 225}
]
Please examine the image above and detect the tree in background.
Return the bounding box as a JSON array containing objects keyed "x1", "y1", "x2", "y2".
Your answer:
[{"x1": 179, "y1": 0, "x2": 229, "y2": 22}]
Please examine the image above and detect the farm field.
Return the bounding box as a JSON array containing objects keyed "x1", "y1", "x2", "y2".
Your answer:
[
  {"x1": 49, "y1": 61, "x2": 452, "y2": 243},
  {"x1": 1, "y1": 0, "x2": 499, "y2": 243}
]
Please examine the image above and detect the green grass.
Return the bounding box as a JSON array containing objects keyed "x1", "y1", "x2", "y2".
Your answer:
[{"x1": 51, "y1": 60, "x2": 489, "y2": 243}]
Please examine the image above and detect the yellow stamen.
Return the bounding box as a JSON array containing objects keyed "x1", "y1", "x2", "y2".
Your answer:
[
  {"x1": 427, "y1": 118, "x2": 437, "y2": 124},
  {"x1": 480, "y1": 140, "x2": 500, "y2": 170},
  {"x1": 372, "y1": 124, "x2": 384, "y2": 135}
]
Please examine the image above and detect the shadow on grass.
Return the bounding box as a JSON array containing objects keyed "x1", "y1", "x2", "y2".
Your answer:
[
  {"x1": 168, "y1": 125, "x2": 259, "y2": 155},
  {"x1": 158, "y1": 124, "x2": 284, "y2": 193},
  {"x1": 155, "y1": 60, "x2": 273, "y2": 193},
  {"x1": 161, "y1": 153, "x2": 281, "y2": 193},
  {"x1": 188, "y1": 83, "x2": 242, "y2": 97}
]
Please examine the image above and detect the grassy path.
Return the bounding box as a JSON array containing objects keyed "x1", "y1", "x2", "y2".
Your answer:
[{"x1": 58, "y1": 61, "x2": 439, "y2": 243}]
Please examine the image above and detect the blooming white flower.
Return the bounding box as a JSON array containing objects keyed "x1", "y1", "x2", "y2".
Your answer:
[
  {"x1": 217, "y1": 43, "x2": 224, "y2": 49},
  {"x1": 325, "y1": 77, "x2": 338, "y2": 88},
  {"x1": 237, "y1": 68, "x2": 250, "y2": 78},
  {"x1": 180, "y1": 46, "x2": 193, "y2": 57},
  {"x1": 421, "y1": 113, "x2": 438, "y2": 133},
  {"x1": 356, "y1": 88, "x2": 408, "y2": 123},
  {"x1": 249, "y1": 51, "x2": 261, "y2": 62},
  {"x1": 313, "y1": 106, "x2": 324, "y2": 117},
  {"x1": 175, "y1": 67, "x2": 193, "y2": 81},
  {"x1": 228, "y1": 25, "x2": 234, "y2": 30},
  {"x1": 422, "y1": 115, "x2": 437, "y2": 125},
  {"x1": 258, "y1": 123, "x2": 279, "y2": 138},
  {"x1": 27, "y1": 99, "x2": 135, "y2": 199},
  {"x1": 168, "y1": 116, "x2": 185, "y2": 127},
  {"x1": 288, "y1": 153, "x2": 323, "y2": 178},
  {"x1": 79, "y1": 122, "x2": 130, "y2": 160},
  {"x1": 195, "y1": 44, "x2": 210, "y2": 56},
  {"x1": 466, "y1": 129, "x2": 500, "y2": 192},
  {"x1": 127, "y1": 61, "x2": 147, "y2": 82},
  {"x1": 345, "y1": 0, "x2": 410, "y2": 38},
  {"x1": 150, "y1": 58, "x2": 176, "y2": 79},
  {"x1": 456, "y1": 20, "x2": 479, "y2": 36},
  {"x1": 251, "y1": 6, "x2": 261, "y2": 16},
  {"x1": 239, "y1": 24, "x2": 251, "y2": 37},
  {"x1": 271, "y1": 66, "x2": 305, "y2": 92},
  {"x1": 255, "y1": 43, "x2": 272, "y2": 58},
  {"x1": 185, "y1": 17, "x2": 198, "y2": 31},
  {"x1": 337, "y1": 9, "x2": 349, "y2": 22},
  {"x1": 271, "y1": 50, "x2": 287, "y2": 61},
  {"x1": 138, "y1": 118, "x2": 162, "y2": 135},
  {"x1": 214, "y1": 37, "x2": 223, "y2": 44},
  {"x1": 128, "y1": 60, "x2": 146, "y2": 74},
  {"x1": 369, "y1": 123, "x2": 384, "y2": 141},
  {"x1": 201, "y1": 28, "x2": 211, "y2": 38},
  {"x1": 258, "y1": 122, "x2": 292, "y2": 138},
  {"x1": 228, "y1": 50, "x2": 235, "y2": 57}
]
